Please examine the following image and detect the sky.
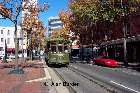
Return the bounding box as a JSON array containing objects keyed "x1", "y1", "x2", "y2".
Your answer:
[
  {"x1": 0, "y1": 0, "x2": 69, "y2": 28},
  {"x1": 39, "y1": 0, "x2": 69, "y2": 27}
]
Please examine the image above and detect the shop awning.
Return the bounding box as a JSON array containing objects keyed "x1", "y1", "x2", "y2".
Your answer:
[{"x1": 7, "y1": 48, "x2": 15, "y2": 52}]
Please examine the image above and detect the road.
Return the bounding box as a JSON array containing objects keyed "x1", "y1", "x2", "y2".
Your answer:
[
  {"x1": 53, "y1": 63, "x2": 140, "y2": 93},
  {"x1": 53, "y1": 67, "x2": 110, "y2": 93}
]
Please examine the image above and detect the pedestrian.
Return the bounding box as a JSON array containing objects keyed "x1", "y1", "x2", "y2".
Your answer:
[
  {"x1": 40, "y1": 50, "x2": 44, "y2": 61},
  {"x1": 44, "y1": 49, "x2": 48, "y2": 63},
  {"x1": 102, "y1": 51, "x2": 106, "y2": 57}
]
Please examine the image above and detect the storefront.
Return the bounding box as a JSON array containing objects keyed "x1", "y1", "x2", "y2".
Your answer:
[
  {"x1": 71, "y1": 45, "x2": 80, "y2": 58},
  {"x1": 100, "y1": 36, "x2": 140, "y2": 63}
]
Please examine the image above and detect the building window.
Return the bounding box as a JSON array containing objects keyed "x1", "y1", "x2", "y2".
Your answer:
[
  {"x1": 0, "y1": 47, "x2": 3, "y2": 51},
  {"x1": 7, "y1": 30, "x2": 10, "y2": 35},
  {"x1": 1, "y1": 30, "x2": 3, "y2": 34},
  {"x1": 1, "y1": 38, "x2": 3, "y2": 42},
  {"x1": 7, "y1": 38, "x2": 10, "y2": 44}
]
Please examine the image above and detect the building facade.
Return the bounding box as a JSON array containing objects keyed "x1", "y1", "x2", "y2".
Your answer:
[
  {"x1": 48, "y1": 16, "x2": 63, "y2": 37},
  {"x1": 0, "y1": 26, "x2": 27, "y2": 58},
  {"x1": 92, "y1": 14, "x2": 140, "y2": 63}
]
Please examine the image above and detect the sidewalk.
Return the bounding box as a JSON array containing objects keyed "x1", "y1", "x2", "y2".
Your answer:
[{"x1": 0, "y1": 59, "x2": 49, "y2": 93}]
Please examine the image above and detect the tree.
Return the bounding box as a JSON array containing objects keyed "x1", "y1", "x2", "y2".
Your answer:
[
  {"x1": 69, "y1": 0, "x2": 101, "y2": 47},
  {"x1": 32, "y1": 21, "x2": 46, "y2": 50},
  {"x1": 0, "y1": 0, "x2": 23, "y2": 72},
  {"x1": 69, "y1": 0, "x2": 140, "y2": 43},
  {"x1": 22, "y1": 0, "x2": 48, "y2": 60},
  {"x1": 0, "y1": 0, "x2": 48, "y2": 73},
  {"x1": 69, "y1": 0, "x2": 140, "y2": 65}
]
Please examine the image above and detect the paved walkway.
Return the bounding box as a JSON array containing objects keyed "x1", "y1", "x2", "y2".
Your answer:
[{"x1": 0, "y1": 59, "x2": 49, "y2": 93}]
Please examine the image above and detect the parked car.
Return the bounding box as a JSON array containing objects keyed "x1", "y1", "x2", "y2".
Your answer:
[{"x1": 93, "y1": 56, "x2": 119, "y2": 67}]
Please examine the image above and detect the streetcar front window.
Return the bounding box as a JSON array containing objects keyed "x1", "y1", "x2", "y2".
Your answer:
[
  {"x1": 58, "y1": 46, "x2": 63, "y2": 52},
  {"x1": 51, "y1": 46, "x2": 56, "y2": 52}
]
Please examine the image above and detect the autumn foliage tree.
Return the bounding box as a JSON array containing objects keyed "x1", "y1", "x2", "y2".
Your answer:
[
  {"x1": 49, "y1": 10, "x2": 71, "y2": 42},
  {"x1": 0, "y1": 0, "x2": 48, "y2": 70},
  {"x1": 0, "y1": 0, "x2": 23, "y2": 65},
  {"x1": 22, "y1": 0, "x2": 48, "y2": 60},
  {"x1": 31, "y1": 21, "x2": 46, "y2": 49},
  {"x1": 69, "y1": 0, "x2": 140, "y2": 45},
  {"x1": 69, "y1": 0, "x2": 140, "y2": 65}
]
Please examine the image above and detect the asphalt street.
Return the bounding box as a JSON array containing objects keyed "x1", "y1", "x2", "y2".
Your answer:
[
  {"x1": 54, "y1": 67, "x2": 109, "y2": 93},
  {"x1": 69, "y1": 63, "x2": 140, "y2": 93}
]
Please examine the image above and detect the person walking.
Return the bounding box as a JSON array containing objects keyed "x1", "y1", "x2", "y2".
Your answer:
[{"x1": 40, "y1": 50, "x2": 44, "y2": 61}]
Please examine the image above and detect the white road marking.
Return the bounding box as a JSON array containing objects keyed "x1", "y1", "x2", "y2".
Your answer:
[
  {"x1": 110, "y1": 80, "x2": 140, "y2": 93},
  {"x1": 26, "y1": 77, "x2": 48, "y2": 82},
  {"x1": 43, "y1": 62, "x2": 51, "y2": 80},
  {"x1": 73, "y1": 66, "x2": 78, "y2": 69}
]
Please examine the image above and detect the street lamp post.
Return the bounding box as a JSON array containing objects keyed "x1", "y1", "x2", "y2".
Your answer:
[
  {"x1": 21, "y1": 29, "x2": 24, "y2": 62},
  {"x1": 90, "y1": 22, "x2": 94, "y2": 59},
  {"x1": 3, "y1": 39, "x2": 7, "y2": 63},
  {"x1": 121, "y1": 0, "x2": 128, "y2": 66}
]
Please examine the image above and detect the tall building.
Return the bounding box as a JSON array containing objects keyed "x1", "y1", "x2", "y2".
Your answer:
[
  {"x1": 48, "y1": 16, "x2": 63, "y2": 37},
  {"x1": 0, "y1": 0, "x2": 39, "y2": 59},
  {"x1": 0, "y1": 26, "x2": 27, "y2": 58}
]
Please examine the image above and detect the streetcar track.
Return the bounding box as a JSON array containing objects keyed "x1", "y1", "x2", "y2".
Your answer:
[
  {"x1": 52, "y1": 64, "x2": 137, "y2": 93},
  {"x1": 68, "y1": 65, "x2": 118, "y2": 93},
  {"x1": 52, "y1": 67, "x2": 77, "y2": 93},
  {"x1": 68, "y1": 64, "x2": 140, "y2": 93}
]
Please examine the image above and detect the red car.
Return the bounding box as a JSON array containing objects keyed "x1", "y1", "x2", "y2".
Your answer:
[{"x1": 93, "y1": 56, "x2": 119, "y2": 67}]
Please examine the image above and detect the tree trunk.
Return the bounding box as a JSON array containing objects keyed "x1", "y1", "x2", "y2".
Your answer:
[
  {"x1": 14, "y1": 21, "x2": 19, "y2": 67},
  {"x1": 29, "y1": 33, "x2": 33, "y2": 60},
  {"x1": 21, "y1": 29, "x2": 24, "y2": 61}
]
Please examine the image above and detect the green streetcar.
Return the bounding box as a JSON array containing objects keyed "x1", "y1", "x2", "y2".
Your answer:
[{"x1": 45, "y1": 39, "x2": 70, "y2": 66}]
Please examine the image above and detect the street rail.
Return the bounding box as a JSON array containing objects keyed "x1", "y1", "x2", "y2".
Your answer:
[
  {"x1": 68, "y1": 65, "x2": 138, "y2": 93},
  {"x1": 51, "y1": 64, "x2": 140, "y2": 93},
  {"x1": 52, "y1": 67, "x2": 77, "y2": 93}
]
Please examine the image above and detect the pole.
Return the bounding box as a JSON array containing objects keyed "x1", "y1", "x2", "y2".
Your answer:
[
  {"x1": 123, "y1": 14, "x2": 128, "y2": 65},
  {"x1": 91, "y1": 22, "x2": 94, "y2": 59},
  {"x1": 105, "y1": 35, "x2": 108, "y2": 57},
  {"x1": 39, "y1": 41, "x2": 41, "y2": 60},
  {"x1": 30, "y1": 32, "x2": 33, "y2": 60},
  {"x1": 21, "y1": 29, "x2": 24, "y2": 62},
  {"x1": 3, "y1": 39, "x2": 7, "y2": 63},
  {"x1": 123, "y1": 37, "x2": 127, "y2": 63},
  {"x1": 122, "y1": 0, "x2": 128, "y2": 66},
  {"x1": 9, "y1": 22, "x2": 24, "y2": 74}
]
